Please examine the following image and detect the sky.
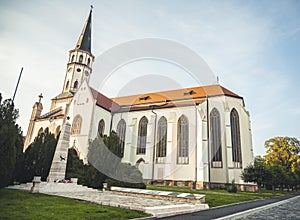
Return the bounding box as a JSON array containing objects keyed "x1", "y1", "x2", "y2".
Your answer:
[{"x1": 0, "y1": 0, "x2": 299, "y2": 156}]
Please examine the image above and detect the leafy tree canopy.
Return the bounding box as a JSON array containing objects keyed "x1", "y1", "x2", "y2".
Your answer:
[
  {"x1": 0, "y1": 94, "x2": 23, "y2": 187},
  {"x1": 23, "y1": 128, "x2": 57, "y2": 181},
  {"x1": 265, "y1": 136, "x2": 300, "y2": 172}
]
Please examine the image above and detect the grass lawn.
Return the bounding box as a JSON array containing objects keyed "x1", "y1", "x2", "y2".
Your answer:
[
  {"x1": 146, "y1": 185, "x2": 295, "y2": 207},
  {"x1": 0, "y1": 188, "x2": 149, "y2": 220}
]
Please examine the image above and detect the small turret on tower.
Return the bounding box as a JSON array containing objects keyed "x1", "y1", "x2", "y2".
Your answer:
[{"x1": 24, "y1": 93, "x2": 44, "y2": 151}]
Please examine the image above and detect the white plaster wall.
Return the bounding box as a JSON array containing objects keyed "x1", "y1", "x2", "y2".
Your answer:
[
  {"x1": 223, "y1": 96, "x2": 253, "y2": 184},
  {"x1": 90, "y1": 105, "x2": 112, "y2": 140},
  {"x1": 51, "y1": 98, "x2": 71, "y2": 113},
  {"x1": 204, "y1": 96, "x2": 229, "y2": 183},
  {"x1": 67, "y1": 81, "x2": 94, "y2": 162},
  {"x1": 112, "y1": 105, "x2": 198, "y2": 182}
]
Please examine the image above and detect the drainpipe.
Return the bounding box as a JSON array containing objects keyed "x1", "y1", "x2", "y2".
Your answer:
[
  {"x1": 151, "y1": 108, "x2": 157, "y2": 184},
  {"x1": 194, "y1": 104, "x2": 198, "y2": 189},
  {"x1": 207, "y1": 96, "x2": 211, "y2": 189}
]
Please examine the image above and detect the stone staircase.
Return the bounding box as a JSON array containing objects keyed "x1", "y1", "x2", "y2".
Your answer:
[{"x1": 145, "y1": 203, "x2": 209, "y2": 218}]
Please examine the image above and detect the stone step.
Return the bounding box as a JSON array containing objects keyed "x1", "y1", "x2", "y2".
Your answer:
[{"x1": 145, "y1": 204, "x2": 209, "y2": 218}]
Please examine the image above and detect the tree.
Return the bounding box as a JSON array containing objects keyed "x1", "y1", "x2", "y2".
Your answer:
[
  {"x1": 241, "y1": 156, "x2": 269, "y2": 195},
  {"x1": 265, "y1": 163, "x2": 285, "y2": 194},
  {"x1": 102, "y1": 131, "x2": 123, "y2": 158},
  {"x1": 65, "y1": 148, "x2": 106, "y2": 189},
  {"x1": 65, "y1": 131, "x2": 145, "y2": 189},
  {"x1": 23, "y1": 128, "x2": 57, "y2": 181},
  {"x1": 89, "y1": 131, "x2": 145, "y2": 188},
  {"x1": 0, "y1": 94, "x2": 23, "y2": 187},
  {"x1": 265, "y1": 137, "x2": 300, "y2": 189},
  {"x1": 265, "y1": 137, "x2": 300, "y2": 171},
  {"x1": 11, "y1": 132, "x2": 25, "y2": 183}
]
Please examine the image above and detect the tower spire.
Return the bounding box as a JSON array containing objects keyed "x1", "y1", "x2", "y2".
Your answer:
[{"x1": 75, "y1": 6, "x2": 93, "y2": 53}]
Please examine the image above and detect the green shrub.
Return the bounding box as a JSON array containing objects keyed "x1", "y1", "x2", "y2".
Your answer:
[{"x1": 226, "y1": 179, "x2": 238, "y2": 193}]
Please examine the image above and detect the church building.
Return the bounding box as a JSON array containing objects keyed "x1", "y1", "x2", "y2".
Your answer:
[{"x1": 24, "y1": 8, "x2": 254, "y2": 189}]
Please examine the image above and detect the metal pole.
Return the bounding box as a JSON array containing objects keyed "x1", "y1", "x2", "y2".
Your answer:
[
  {"x1": 12, "y1": 67, "x2": 23, "y2": 101},
  {"x1": 194, "y1": 104, "x2": 198, "y2": 189}
]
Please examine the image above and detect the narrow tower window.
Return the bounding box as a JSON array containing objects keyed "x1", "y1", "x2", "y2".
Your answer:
[
  {"x1": 73, "y1": 80, "x2": 78, "y2": 89},
  {"x1": 65, "y1": 81, "x2": 69, "y2": 91},
  {"x1": 137, "y1": 116, "x2": 148, "y2": 154},
  {"x1": 38, "y1": 127, "x2": 44, "y2": 135},
  {"x1": 87, "y1": 58, "x2": 91, "y2": 66},
  {"x1": 79, "y1": 55, "x2": 83, "y2": 63},
  {"x1": 71, "y1": 55, "x2": 75, "y2": 62}
]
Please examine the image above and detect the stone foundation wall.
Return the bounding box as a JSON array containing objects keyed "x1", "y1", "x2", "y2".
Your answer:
[{"x1": 146, "y1": 179, "x2": 257, "y2": 192}]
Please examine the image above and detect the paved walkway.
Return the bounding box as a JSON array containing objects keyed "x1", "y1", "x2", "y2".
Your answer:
[
  {"x1": 233, "y1": 195, "x2": 300, "y2": 220},
  {"x1": 162, "y1": 192, "x2": 300, "y2": 220},
  {"x1": 48, "y1": 191, "x2": 186, "y2": 211}
]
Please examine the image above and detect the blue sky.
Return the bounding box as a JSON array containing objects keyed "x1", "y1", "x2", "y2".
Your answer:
[{"x1": 0, "y1": 0, "x2": 299, "y2": 156}]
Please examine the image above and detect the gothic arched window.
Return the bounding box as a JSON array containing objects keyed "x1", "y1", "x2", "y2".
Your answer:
[
  {"x1": 137, "y1": 116, "x2": 148, "y2": 154},
  {"x1": 210, "y1": 108, "x2": 222, "y2": 167},
  {"x1": 117, "y1": 119, "x2": 126, "y2": 158},
  {"x1": 230, "y1": 108, "x2": 242, "y2": 168},
  {"x1": 157, "y1": 116, "x2": 167, "y2": 159},
  {"x1": 87, "y1": 58, "x2": 91, "y2": 66},
  {"x1": 177, "y1": 115, "x2": 189, "y2": 164},
  {"x1": 98, "y1": 119, "x2": 105, "y2": 137},
  {"x1": 79, "y1": 55, "x2": 83, "y2": 63},
  {"x1": 71, "y1": 115, "x2": 82, "y2": 135},
  {"x1": 73, "y1": 80, "x2": 78, "y2": 89}
]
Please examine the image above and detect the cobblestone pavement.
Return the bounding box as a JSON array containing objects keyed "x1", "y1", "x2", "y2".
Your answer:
[
  {"x1": 48, "y1": 191, "x2": 187, "y2": 211},
  {"x1": 235, "y1": 195, "x2": 300, "y2": 220}
]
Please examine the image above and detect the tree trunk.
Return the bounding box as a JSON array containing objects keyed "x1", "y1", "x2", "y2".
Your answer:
[
  {"x1": 272, "y1": 185, "x2": 275, "y2": 195},
  {"x1": 258, "y1": 184, "x2": 262, "y2": 196}
]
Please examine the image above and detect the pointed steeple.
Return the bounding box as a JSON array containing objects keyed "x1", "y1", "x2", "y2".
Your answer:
[{"x1": 75, "y1": 6, "x2": 93, "y2": 53}]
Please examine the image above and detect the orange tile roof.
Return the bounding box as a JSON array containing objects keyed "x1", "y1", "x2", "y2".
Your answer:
[
  {"x1": 90, "y1": 84, "x2": 242, "y2": 113},
  {"x1": 90, "y1": 87, "x2": 120, "y2": 111},
  {"x1": 112, "y1": 84, "x2": 241, "y2": 106}
]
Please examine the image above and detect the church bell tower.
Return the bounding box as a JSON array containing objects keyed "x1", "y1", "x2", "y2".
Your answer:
[{"x1": 62, "y1": 7, "x2": 94, "y2": 93}]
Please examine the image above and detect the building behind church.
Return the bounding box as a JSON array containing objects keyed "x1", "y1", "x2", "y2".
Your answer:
[{"x1": 24, "y1": 9, "x2": 254, "y2": 189}]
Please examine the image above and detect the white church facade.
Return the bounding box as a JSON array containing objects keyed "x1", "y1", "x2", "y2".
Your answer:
[{"x1": 24, "y1": 9, "x2": 254, "y2": 189}]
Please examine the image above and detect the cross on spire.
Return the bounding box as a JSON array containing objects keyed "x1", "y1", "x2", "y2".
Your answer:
[{"x1": 38, "y1": 93, "x2": 43, "y2": 103}]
